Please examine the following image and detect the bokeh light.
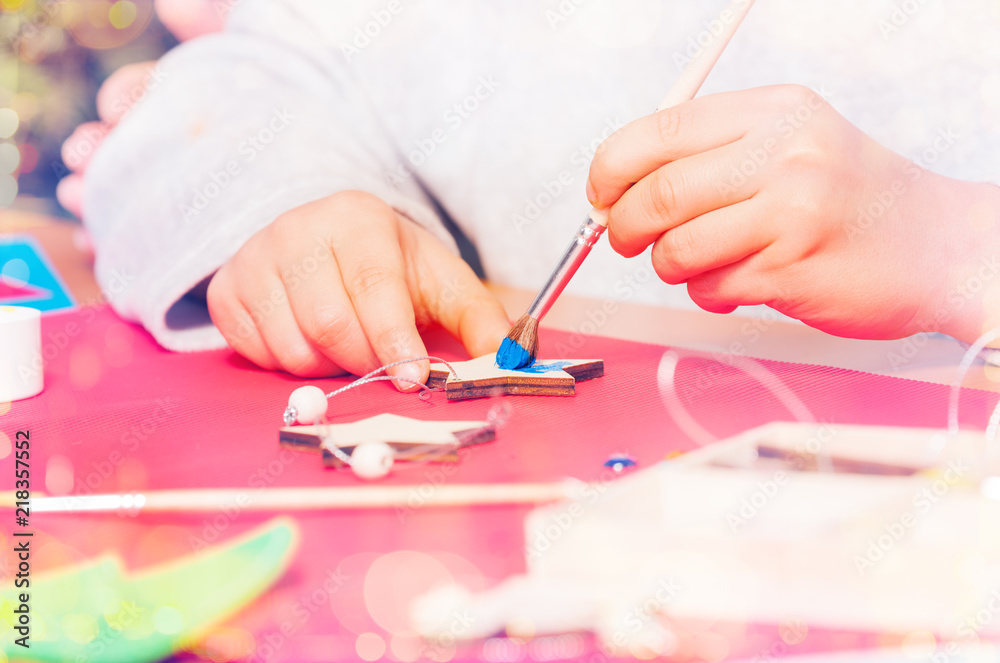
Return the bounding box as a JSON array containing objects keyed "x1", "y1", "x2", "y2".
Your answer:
[
  {"x1": 60, "y1": 612, "x2": 99, "y2": 644},
  {"x1": 0, "y1": 258, "x2": 29, "y2": 287},
  {"x1": 201, "y1": 626, "x2": 256, "y2": 662},
  {"x1": 0, "y1": 110, "x2": 17, "y2": 140},
  {"x1": 0, "y1": 143, "x2": 22, "y2": 175},
  {"x1": 692, "y1": 631, "x2": 728, "y2": 663},
  {"x1": 68, "y1": 0, "x2": 155, "y2": 50},
  {"x1": 363, "y1": 551, "x2": 457, "y2": 635},
  {"x1": 901, "y1": 631, "x2": 936, "y2": 659},
  {"x1": 45, "y1": 455, "x2": 75, "y2": 495},
  {"x1": 108, "y1": 1, "x2": 137, "y2": 29},
  {"x1": 0, "y1": 175, "x2": 17, "y2": 207},
  {"x1": 69, "y1": 344, "x2": 102, "y2": 389},
  {"x1": 152, "y1": 605, "x2": 184, "y2": 635},
  {"x1": 17, "y1": 144, "x2": 38, "y2": 174},
  {"x1": 355, "y1": 632, "x2": 386, "y2": 662},
  {"x1": 0, "y1": 431, "x2": 10, "y2": 460},
  {"x1": 389, "y1": 633, "x2": 422, "y2": 662},
  {"x1": 104, "y1": 322, "x2": 135, "y2": 367}
]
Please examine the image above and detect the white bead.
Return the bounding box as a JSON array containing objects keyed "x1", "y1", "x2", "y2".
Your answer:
[
  {"x1": 287, "y1": 386, "x2": 328, "y2": 424},
  {"x1": 350, "y1": 441, "x2": 395, "y2": 480}
]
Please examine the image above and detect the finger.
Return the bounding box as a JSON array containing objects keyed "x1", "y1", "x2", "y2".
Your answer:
[
  {"x1": 588, "y1": 90, "x2": 759, "y2": 209},
  {"x1": 154, "y1": 0, "x2": 226, "y2": 42},
  {"x1": 96, "y1": 61, "x2": 158, "y2": 124},
  {"x1": 607, "y1": 139, "x2": 764, "y2": 258},
  {"x1": 283, "y1": 248, "x2": 382, "y2": 378},
  {"x1": 650, "y1": 198, "x2": 774, "y2": 285},
  {"x1": 56, "y1": 174, "x2": 84, "y2": 218},
  {"x1": 331, "y1": 208, "x2": 429, "y2": 389},
  {"x1": 207, "y1": 274, "x2": 280, "y2": 370},
  {"x1": 241, "y1": 269, "x2": 346, "y2": 378},
  {"x1": 61, "y1": 122, "x2": 111, "y2": 173},
  {"x1": 686, "y1": 254, "x2": 775, "y2": 315},
  {"x1": 404, "y1": 222, "x2": 510, "y2": 358}
]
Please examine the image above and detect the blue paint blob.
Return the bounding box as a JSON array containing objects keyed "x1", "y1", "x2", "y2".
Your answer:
[
  {"x1": 516, "y1": 360, "x2": 572, "y2": 374},
  {"x1": 495, "y1": 337, "x2": 532, "y2": 370}
]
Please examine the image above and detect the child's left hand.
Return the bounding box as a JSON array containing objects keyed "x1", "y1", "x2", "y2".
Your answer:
[{"x1": 587, "y1": 84, "x2": 1000, "y2": 343}]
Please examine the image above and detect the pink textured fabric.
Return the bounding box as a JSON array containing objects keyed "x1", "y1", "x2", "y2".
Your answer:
[{"x1": 3, "y1": 306, "x2": 997, "y2": 661}]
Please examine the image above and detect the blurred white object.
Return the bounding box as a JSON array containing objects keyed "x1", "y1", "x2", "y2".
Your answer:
[
  {"x1": 0, "y1": 306, "x2": 42, "y2": 401},
  {"x1": 412, "y1": 422, "x2": 1000, "y2": 653}
]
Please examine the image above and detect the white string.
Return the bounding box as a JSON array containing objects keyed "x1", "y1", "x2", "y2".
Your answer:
[
  {"x1": 307, "y1": 357, "x2": 508, "y2": 472},
  {"x1": 323, "y1": 355, "x2": 460, "y2": 400},
  {"x1": 946, "y1": 327, "x2": 1000, "y2": 435},
  {"x1": 657, "y1": 349, "x2": 831, "y2": 472},
  {"x1": 930, "y1": 327, "x2": 1000, "y2": 466}
]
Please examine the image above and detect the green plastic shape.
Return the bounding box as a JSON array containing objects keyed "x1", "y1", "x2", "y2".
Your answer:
[{"x1": 0, "y1": 517, "x2": 299, "y2": 663}]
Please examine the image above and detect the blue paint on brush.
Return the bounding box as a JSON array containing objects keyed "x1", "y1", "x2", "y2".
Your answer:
[{"x1": 495, "y1": 337, "x2": 532, "y2": 370}]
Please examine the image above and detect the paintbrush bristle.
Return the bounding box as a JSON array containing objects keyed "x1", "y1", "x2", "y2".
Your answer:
[{"x1": 495, "y1": 314, "x2": 539, "y2": 370}]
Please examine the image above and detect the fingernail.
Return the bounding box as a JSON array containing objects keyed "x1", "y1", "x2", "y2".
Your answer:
[
  {"x1": 393, "y1": 362, "x2": 423, "y2": 392},
  {"x1": 586, "y1": 178, "x2": 597, "y2": 206}
]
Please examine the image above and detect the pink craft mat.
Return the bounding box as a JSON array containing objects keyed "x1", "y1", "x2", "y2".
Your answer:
[{"x1": 3, "y1": 306, "x2": 998, "y2": 662}]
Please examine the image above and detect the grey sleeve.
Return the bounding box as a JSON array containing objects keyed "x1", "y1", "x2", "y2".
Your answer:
[{"x1": 83, "y1": 24, "x2": 455, "y2": 353}]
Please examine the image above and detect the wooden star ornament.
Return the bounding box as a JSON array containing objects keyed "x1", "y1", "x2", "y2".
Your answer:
[
  {"x1": 280, "y1": 413, "x2": 495, "y2": 468},
  {"x1": 427, "y1": 355, "x2": 604, "y2": 401}
]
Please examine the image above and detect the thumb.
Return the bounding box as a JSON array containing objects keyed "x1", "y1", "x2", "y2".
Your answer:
[
  {"x1": 410, "y1": 228, "x2": 510, "y2": 359},
  {"x1": 454, "y1": 289, "x2": 513, "y2": 359}
]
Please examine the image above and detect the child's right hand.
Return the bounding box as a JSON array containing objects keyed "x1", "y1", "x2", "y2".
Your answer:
[{"x1": 206, "y1": 191, "x2": 511, "y2": 388}]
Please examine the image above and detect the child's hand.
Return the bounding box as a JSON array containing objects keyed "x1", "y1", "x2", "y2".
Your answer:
[
  {"x1": 206, "y1": 191, "x2": 511, "y2": 386},
  {"x1": 587, "y1": 84, "x2": 1000, "y2": 343}
]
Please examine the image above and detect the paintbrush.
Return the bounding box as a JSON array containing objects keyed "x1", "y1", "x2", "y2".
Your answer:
[{"x1": 497, "y1": 0, "x2": 757, "y2": 370}]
